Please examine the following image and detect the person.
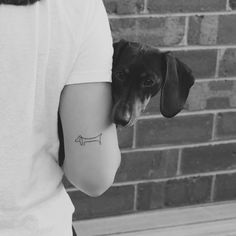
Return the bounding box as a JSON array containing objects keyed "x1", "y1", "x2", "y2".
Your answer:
[{"x1": 0, "y1": 0, "x2": 121, "y2": 235}]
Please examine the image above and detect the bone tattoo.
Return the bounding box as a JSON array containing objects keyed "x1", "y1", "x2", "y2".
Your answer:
[{"x1": 75, "y1": 133, "x2": 102, "y2": 146}]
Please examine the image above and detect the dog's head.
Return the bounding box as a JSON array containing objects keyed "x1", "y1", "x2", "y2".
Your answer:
[{"x1": 111, "y1": 39, "x2": 195, "y2": 127}]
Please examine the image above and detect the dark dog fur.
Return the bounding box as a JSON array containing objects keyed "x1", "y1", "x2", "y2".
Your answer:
[{"x1": 111, "y1": 39, "x2": 195, "y2": 127}]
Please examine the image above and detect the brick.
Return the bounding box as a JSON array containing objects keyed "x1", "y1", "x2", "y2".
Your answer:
[
  {"x1": 185, "y1": 82, "x2": 208, "y2": 111},
  {"x1": 147, "y1": 0, "x2": 227, "y2": 13},
  {"x1": 218, "y1": 15, "x2": 236, "y2": 45},
  {"x1": 115, "y1": 150, "x2": 178, "y2": 182},
  {"x1": 214, "y1": 173, "x2": 236, "y2": 201},
  {"x1": 137, "y1": 176, "x2": 212, "y2": 210},
  {"x1": 117, "y1": 125, "x2": 134, "y2": 149},
  {"x1": 136, "y1": 114, "x2": 213, "y2": 147},
  {"x1": 229, "y1": 0, "x2": 236, "y2": 9},
  {"x1": 219, "y1": 48, "x2": 236, "y2": 77},
  {"x1": 187, "y1": 80, "x2": 236, "y2": 111},
  {"x1": 209, "y1": 80, "x2": 234, "y2": 90},
  {"x1": 165, "y1": 176, "x2": 212, "y2": 207},
  {"x1": 110, "y1": 16, "x2": 185, "y2": 47},
  {"x1": 215, "y1": 112, "x2": 236, "y2": 139},
  {"x1": 174, "y1": 50, "x2": 217, "y2": 79},
  {"x1": 206, "y1": 97, "x2": 230, "y2": 109},
  {"x1": 137, "y1": 182, "x2": 166, "y2": 210},
  {"x1": 181, "y1": 143, "x2": 236, "y2": 175},
  {"x1": 110, "y1": 18, "x2": 137, "y2": 43},
  {"x1": 188, "y1": 15, "x2": 218, "y2": 45},
  {"x1": 103, "y1": 0, "x2": 144, "y2": 15},
  {"x1": 69, "y1": 185, "x2": 135, "y2": 220},
  {"x1": 139, "y1": 17, "x2": 185, "y2": 47}
]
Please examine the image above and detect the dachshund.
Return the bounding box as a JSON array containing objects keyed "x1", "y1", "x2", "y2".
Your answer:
[{"x1": 111, "y1": 39, "x2": 195, "y2": 127}]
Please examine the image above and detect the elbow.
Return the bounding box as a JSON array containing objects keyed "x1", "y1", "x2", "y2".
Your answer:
[
  {"x1": 88, "y1": 174, "x2": 116, "y2": 197},
  {"x1": 64, "y1": 146, "x2": 121, "y2": 198},
  {"x1": 69, "y1": 161, "x2": 120, "y2": 198},
  {"x1": 89, "y1": 149, "x2": 121, "y2": 197},
  {"x1": 79, "y1": 170, "x2": 117, "y2": 198},
  {"x1": 85, "y1": 156, "x2": 121, "y2": 197}
]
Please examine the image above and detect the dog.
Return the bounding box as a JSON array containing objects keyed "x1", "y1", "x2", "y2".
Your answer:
[
  {"x1": 58, "y1": 39, "x2": 195, "y2": 236},
  {"x1": 111, "y1": 39, "x2": 195, "y2": 127}
]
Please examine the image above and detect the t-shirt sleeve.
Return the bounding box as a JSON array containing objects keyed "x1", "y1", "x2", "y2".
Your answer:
[{"x1": 65, "y1": 0, "x2": 113, "y2": 85}]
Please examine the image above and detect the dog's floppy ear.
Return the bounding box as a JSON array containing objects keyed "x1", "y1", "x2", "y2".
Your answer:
[{"x1": 160, "y1": 52, "x2": 195, "y2": 118}]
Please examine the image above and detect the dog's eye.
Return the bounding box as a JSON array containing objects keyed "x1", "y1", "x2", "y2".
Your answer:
[{"x1": 143, "y1": 78, "x2": 155, "y2": 87}]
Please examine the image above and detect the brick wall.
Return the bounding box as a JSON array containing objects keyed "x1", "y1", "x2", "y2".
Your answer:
[{"x1": 64, "y1": 0, "x2": 236, "y2": 221}]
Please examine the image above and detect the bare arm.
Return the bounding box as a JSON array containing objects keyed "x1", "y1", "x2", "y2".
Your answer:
[{"x1": 59, "y1": 82, "x2": 121, "y2": 197}]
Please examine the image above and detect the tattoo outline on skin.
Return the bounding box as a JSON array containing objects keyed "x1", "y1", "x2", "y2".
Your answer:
[{"x1": 75, "y1": 133, "x2": 102, "y2": 146}]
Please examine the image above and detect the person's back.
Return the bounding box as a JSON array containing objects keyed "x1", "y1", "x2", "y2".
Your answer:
[{"x1": 0, "y1": 0, "x2": 121, "y2": 235}]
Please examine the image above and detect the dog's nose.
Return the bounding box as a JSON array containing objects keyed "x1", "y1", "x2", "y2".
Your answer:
[
  {"x1": 114, "y1": 110, "x2": 131, "y2": 127},
  {"x1": 112, "y1": 103, "x2": 132, "y2": 127}
]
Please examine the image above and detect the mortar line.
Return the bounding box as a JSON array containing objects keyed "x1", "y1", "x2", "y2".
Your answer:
[
  {"x1": 112, "y1": 169, "x2": 236, "y2": 187},
  {"x1": 215, "y1": 48, "x2": 221, "y2": 78},
  {"x1": 132, "y1": 122, "x2": 137, "y2": 149},
  {"x1": 210, "y1": 175, "x2": 217, "y2": 202},
  {"x1": 137, "y1": 107, "x2": 236, "y2": 120},
  {"x1": 211, "y1": 113, "x2": 218, "y2": 141},
  {"x1": 142, "y1": 0, "x2": 148, "y2": 14},
  {"x1": 111, "y1": 40, "x2": 236, "y2": 51},
  {"x1": 121, "y1": 139, "x2": 236, "y2": 153},
  {"x1": 133, "y1": 184, "x2": 138, "y2": 211},
  {"x1": 159, "y1": 45, "x2": 236, "y2": 51},
  {"x1": 195, "y1": 77, "x2": 236, "y2": 82},
  {"x1": 108, "y1": 10, "x2": 236, "y2": 19},
  {"x1": 226, "y1": 0, "x2": 231, "y2": 11},
  {"x1": 176, "y1": 149, "x2": 183, "y2": 176},
  {"x1": 67, "y1": 169, "x2": 236, "y2": 191},
  {"x1": 182, "y1": 15, "x2": 189, "y2": 46}
]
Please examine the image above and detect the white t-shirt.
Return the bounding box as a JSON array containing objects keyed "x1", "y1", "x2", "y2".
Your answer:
[{"x1": 0, "y1": 0, "x2": 113, "y2": 235}]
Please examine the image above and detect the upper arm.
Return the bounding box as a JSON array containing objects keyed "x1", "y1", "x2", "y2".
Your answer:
[
  {"x1": 59, "y1": 82, "x2": 121, "y2": 197},
  {"x1": 58, "y1": 0, "x2": 119, "y2": 197}
]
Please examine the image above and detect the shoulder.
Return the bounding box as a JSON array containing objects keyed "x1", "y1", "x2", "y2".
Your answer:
[
  {"x1": 62, "y1": 0, "x2": 107, "y2": 40},
  {"x1": 63, "y1": 0, "x2": 101, "y2": 16}
]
